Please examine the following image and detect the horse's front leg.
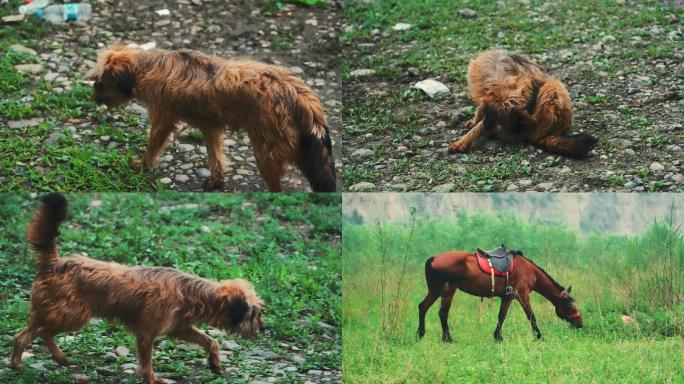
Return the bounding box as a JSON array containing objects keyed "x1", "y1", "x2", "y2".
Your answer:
[
  {"x1": 493, "y1": 295, "x2": 514, "y2": 342},
  {"x1": 517, "y1": 291, "x2": 542, "y2": 339}
]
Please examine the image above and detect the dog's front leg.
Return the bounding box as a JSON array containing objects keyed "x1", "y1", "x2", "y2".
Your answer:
[
  {"x1": 132, "y1": 112, "x2": 177, "y2": 171},
  {"x1": 201, "y1": 128, "x2": 226, "y2": 191},
  {"x1": 170, "y1": 326, "x2": 222, "y2": 375},
  {"x1": 136, "y1": 334, "x2": 163, "y2": 384},
  {"x1": 448, "y1": 119, "x2": 487, "y2": 153}
]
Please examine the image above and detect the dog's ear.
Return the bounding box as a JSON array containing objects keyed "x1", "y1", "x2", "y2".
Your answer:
[
  {"x1": 224, "y1": 295, "x2": 249, "y2": 326},
  {"x1": 105, "y1": 55, "x2": 136, "y2": 97}
]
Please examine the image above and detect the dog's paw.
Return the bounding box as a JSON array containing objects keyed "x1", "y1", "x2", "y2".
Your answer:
[
  {"x1": 448, "y1": 141, "x2": 468, "y2": 154},
  {"x1": 202, "y1": 176, "x2": 224, "y2": 191}
]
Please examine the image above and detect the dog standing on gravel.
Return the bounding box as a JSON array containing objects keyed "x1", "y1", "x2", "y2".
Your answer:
[
  {"x1": 448, "y1": 49, "x2": 597, "y2": 158},
  {"x1": 11, "y1": 194, "x2": 264, "y2": 384},
  {"x1": 86, "y1": 45, "x2": 336, "y2": 192}
]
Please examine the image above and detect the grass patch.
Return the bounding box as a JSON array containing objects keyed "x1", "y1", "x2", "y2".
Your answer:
[{"x1": 0, "y1": 193, "x2": 341, "y2": 383}]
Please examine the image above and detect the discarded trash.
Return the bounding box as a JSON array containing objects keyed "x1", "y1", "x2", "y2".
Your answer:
[
  {"x1": 18, "y1": 0, "x2": 50, "y2": 15},
  {"x1": 36, "y1": 3, "x2": 92, "y2": 24},
  {"x1": 413, "y1": 79, "x2": 450, "y2": 97},
  {"x1": 2, "y1": 14, "x2": 25, "y2": 24}
]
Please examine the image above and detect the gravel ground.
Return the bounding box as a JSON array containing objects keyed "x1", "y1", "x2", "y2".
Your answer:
[
  {"x1": 342, "y1": 0, "x2": 683, "y2": 192},
  {"x1": 3, "y1": 0, "x2": 341, "y2": 192}
]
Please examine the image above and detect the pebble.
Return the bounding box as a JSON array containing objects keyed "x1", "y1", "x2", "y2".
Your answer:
[
  {"x1": 178, "y1": 144, "x2": 195, "y2": 152},
  {"x1": 349, "y1": 182, "x2": 375, "y2": 191},
  {"x1": 352, "y1": 148, "x2": 373, "y2": 158},
  {"x1": 159, "y1": 177, "x2": 172, "y2": 184},
  {"x1": 506, "y1": 184, "x2": 519, "y2": 191},
  {"x1": 391, "y1": 23, "x2": 412, "y2": 31},
  {"x1": 103, "y1": 352, "x2": 117, "y2": 363},
  {"x1": 534, "y1": 182, "x2": 553, "y2": 192},
  {"x1": 458, "y1": 9, "x2": 477, "y2": 18},
  {"x1": 121, "y1": 363, "x2": 138, "y2": 370},
  {"x1": 431, "y1": 182, "x2": 454, "y2": 192},
  {"x1": 350, "y1": 69, "x2": 376, "y2": 77},
  {"x1": 72, "y1": 374, "x2": 89, "y2": 383},
  {"x1": 649, "y1": 162, "x2": 665, "y2": 172},
  {"x1": 196, "y1": 168, "x2": 211, "y2": 177},
  {"x1": 672, "y1": 174, "x2": 684, "y2": 184},
  {"x1": 95, "y1": 367, "x2": 115, "y2": 376},
  {"x1": 244, "y1": 350, "x2": 279, "y2": 360},
  {"x1": 518, "y1": 179, "x2": 534, "y2": 187},
  {"x1": 9, "y1": 44, "x2": 37, "y2": 55},
  {"x1": 222, "y1": 340, "x2": 241, "y2": 351},
  {"x1": 30, "y1": 362, "x2": 48, "y2": 372},
  {"x1": 115, "y1": 346, "x2": 130, "y2": 357},
  {"x1": 175, "y1": 174, "x2": 190, "y2": 182},
  {"x1": 14, "y1": 64, "x2": 43, "y2": 74}
]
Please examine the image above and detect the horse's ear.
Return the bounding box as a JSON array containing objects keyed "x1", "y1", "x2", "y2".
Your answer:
[{"x1": 567, "y1": 285, "x2": 572, "y2": 294}]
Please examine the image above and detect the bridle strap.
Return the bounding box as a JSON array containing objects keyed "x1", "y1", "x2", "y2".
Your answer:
[{"x1": 488, "y1": 259, "x2": 495, "y2": 296}]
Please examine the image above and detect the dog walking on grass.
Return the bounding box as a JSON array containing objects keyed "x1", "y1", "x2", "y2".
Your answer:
[
  {"x1": 86, "y1": 45, "x2": 336, "y2": 192},
  {"x1": 11, "y1": 193, "x2": 264, "y2": 384},
  {"x1": 448, "y1": 49, "x2": 597, "y2": 158}
]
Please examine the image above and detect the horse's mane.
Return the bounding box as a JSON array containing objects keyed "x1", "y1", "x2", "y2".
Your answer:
[{"x1": 520, "y1": 255, "x2": 565, "y2": 291}]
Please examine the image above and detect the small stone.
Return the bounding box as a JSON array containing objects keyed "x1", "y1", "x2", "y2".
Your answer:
[
  {"x1": 44, "y1": 72, "x2": 60, "y2": 82},
  {"x1": 222, "y1": 340, "x2": 241, "y2": 351},
  {"x1": 196, "y1": 168, "x2": 211, "y2": 177},
  {"x1": 155, "y1": 9, "x2": 171, "y2": 16},
  {"x1": 95, "y1": 367, "x2": 115, "y2": 376},
  {"x1": 121, "y1": 363, "x2": 138, "y2": 370},
  {"x1": 175, "y1": 174, "x2": 190, "y2": 182},
  {"x1": 518, "y1": 179, "x2": 533, "y2": 187},
  {"x1": 458, "y1": 9, "x2": 477, "y2": 18},
  {"x1": 506, "y1": 184, "x2": 519, "y2": 191},
  {"x1": 292, "y1": 355, "x2": 305, "y2": 364},
  {"x1": 127, "y1": 103, "x2": 148, "y2": 116},
  {"x1": 349, "y1": 182, "x2": 375, "y2": 191},
  {"x1": 9, "y1": 44, "x2": 37, "y2": 55},
  {"x1": 307, "y1": 370, "x2": 323, "y2": 375},
  {"x1": 649, "y1": 162, "x2": 665, "y2": 172},
  {"x1": 103, "y1": 352, "x2": 117, "y2": 363},
  {"x1": 288, "y1": 66, "x2": 304, "y2": 75},
  {"x1": 15, "y1": 64, "x2": 43, "y2": 74},
  {"x1": 413, "y1": 79, "x2": 449, "y2": 97},
  {"x1": 115, "y1": 346, "x2": 130, "y2": 357},
  {"x1": 624, "y1": 148, "x2": 636, "y2": 156},
  {"x1": 8, "y1": 118, "x2": 43, "y2": 129},
  {"x1": 431, "y1": 182, "x2": 454, "y2": 192},
  {"x1": 352, "y1": 148, "x2": 373, "y2": 158},
  {"x1": 139, "y1": 42, "x2": 157, "y2": 51},
  {"x1": 72, "y1": 373, "x2": 89, "y2": 383},
  {"x1": 672, "y1": 174, "x2": 684, "y2": 184},
  {"x1": 178, "y1": 144, "x2": 195, "y2": 152},
  {"x1": 2, "y1": 14, "x2": 25, "y2": 24},
  {"x1": 30, "y1": 362, "x2": 48, "y2": 372},
  {"x1": 559, "y1": 166, "x2": 572, "y2": 174},
  {"x1": 666, "y1": 145, "x2": 682, "y2": 152},
  {"x1": 350, "y1": 69, "x2": 376, "y2": 77},
  {"x1": 159, "y1": 177, "x2": 172, "y2": 185},
  {"x1": 244, "y1": 350, "x2": 279, "y2": 360},
  {"x1": 391, "y1": 23, "x2": 411, "y2": 31},
  {"x1": 534, "y1": 182, "x2": 553, "y2": 192}
]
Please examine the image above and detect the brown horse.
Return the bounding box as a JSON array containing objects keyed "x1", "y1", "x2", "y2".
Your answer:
[{"x1": 417, "y1": 250, "x2": 582, "y2": 342}]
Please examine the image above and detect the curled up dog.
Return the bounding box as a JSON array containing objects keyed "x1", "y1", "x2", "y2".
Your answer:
[
  {"x1": 86, "y1": 45, "x2": 336, "y2": 192},
  {"x1": 448, "y1": 49, "x2": 597, "y2": 158},
  {"x1": 11, "y1": 193, "x2": 264, "y2": 384}
]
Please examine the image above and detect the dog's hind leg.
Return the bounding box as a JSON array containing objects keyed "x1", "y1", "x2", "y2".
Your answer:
[
  {"x1": 254, "y1": 151, "x2": 285, "y2": 192},
  {"x1": 11, "y1": 323, "x2": 40, "y2": 368},
  {"x1": 42, "y1": 334, "x2": 69, "y2": 366},
  {"x1": 136, "y1": 334, "x2": 163, "y2": 384},
  {"x1": 170, "y1": 326, "x2": 221, "y2": 375},
  {"x1": 201, "y1": 127, "x2": 227, "y2": 191}
]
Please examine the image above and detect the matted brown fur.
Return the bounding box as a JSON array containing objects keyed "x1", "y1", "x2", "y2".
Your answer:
[
  {"x1": 448, "y1": 49, "x2": 597, "y2": 158},
  {"x1": 86, "y1": 45, "x2": 336, "y2": 192},
  {"x1": 11, "y1": 194, "x2": 264, "y2": 384}
]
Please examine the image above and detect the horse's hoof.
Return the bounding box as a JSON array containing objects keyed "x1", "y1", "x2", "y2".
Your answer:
[
  {"x1": 494, "y1": 335, "x2": 503, "y2": 343},
  {"x1": 442, "y1": 337, "x2": 454, "y2": 343}
]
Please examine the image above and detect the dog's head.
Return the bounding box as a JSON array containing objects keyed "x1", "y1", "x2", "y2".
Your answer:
[
  {"x1": 86, "y1": 45, "x2": 139, "y2": 108},
  {"x1": 214, "y1": 279, "x2": 264, "y2": 338}
]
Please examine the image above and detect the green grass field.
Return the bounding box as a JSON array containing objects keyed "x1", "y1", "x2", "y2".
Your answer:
[
  {"x1": 0, "y1": 193, "x2": 341, "y2": 383},
  {"x1": 342, "y1": 212, "x2": 684, "y2": 383}
]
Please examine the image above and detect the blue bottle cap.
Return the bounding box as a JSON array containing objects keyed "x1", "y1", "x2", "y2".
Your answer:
[{"x1": 35, "y1": 9, "x2": 44, "y2": 19}]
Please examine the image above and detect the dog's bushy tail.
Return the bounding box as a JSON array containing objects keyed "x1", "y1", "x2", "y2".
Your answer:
[
  {"x1": 26, "y1": 193, "x2": 67, "y2": 272},
  {"x1": 535, "y1": 133, "x2": 597, "y2": 158},
  {"x1": 290, "y1": 84, "x2": 337, "y2": 192}
]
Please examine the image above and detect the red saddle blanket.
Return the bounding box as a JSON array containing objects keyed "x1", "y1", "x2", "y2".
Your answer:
[{"x1": 476, "y1": 253, "x2": 514, "y2": 276}]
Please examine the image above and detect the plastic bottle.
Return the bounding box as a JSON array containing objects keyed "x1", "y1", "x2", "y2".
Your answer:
[
  {"x1": 18, "y1": 0, "x2": 50, "y2": 15},
  {"x1": 35, "y1": 3, "x2": 92, "y2": 24}
]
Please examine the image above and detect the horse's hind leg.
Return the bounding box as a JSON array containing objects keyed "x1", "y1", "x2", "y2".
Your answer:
[
  {"x1": 493, "y1": 296, "x2": 514, "y2": 342},
  {"x1": 417, "y1": 281, "x2": 441, "y2": 339},
  {"x1": 439, "y1": 284, "x2": 457, "y2": 343},
  {"x1": 517, "y1": 290, "x2": 542, "y2": 339}
]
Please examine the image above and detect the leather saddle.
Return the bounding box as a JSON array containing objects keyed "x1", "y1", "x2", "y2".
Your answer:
[{"x1": 476, "y1": 245, "x2": 514, "y2": 276}]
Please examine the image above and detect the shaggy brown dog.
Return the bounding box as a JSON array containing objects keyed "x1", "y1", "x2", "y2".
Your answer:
[
  {"x1": 11, "y1": 194, "x2": 264, "y2": 384},
  {"x1": 86, "y1": 45, "x2": 336, "y2": 192},
  {"x1": 448, "y1": 49, "x2": 597, "y2": 157}
]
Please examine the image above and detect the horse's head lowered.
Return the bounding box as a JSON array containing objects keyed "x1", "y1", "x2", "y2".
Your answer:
[{"x1": 555, "y1": 286, "x2": 583, "y2": 328}]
